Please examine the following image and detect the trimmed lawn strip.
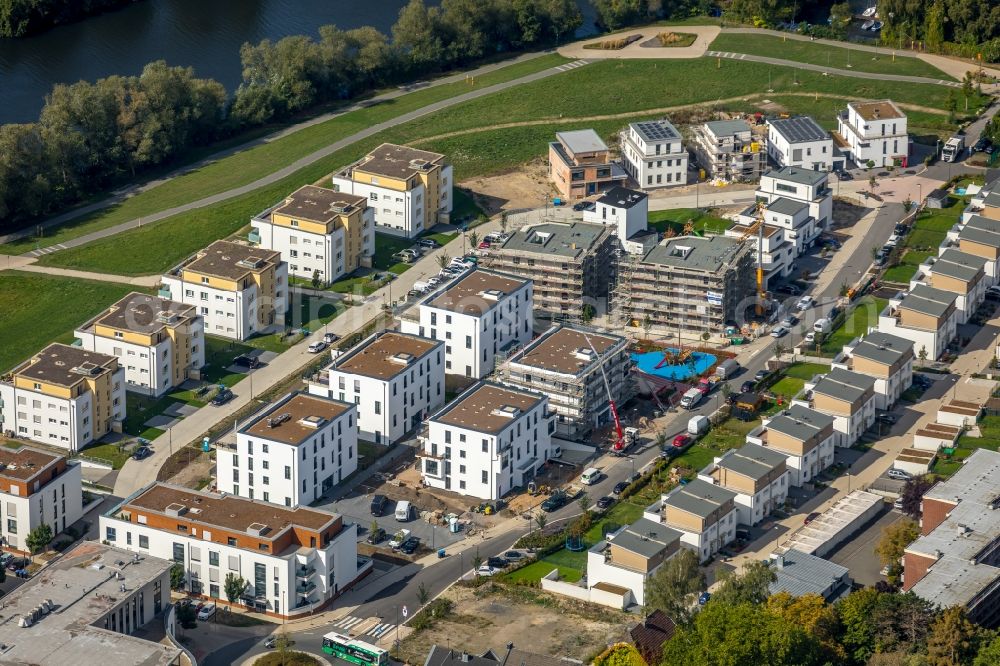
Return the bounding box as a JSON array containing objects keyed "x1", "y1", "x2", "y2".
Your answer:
[
  {"x1": 883, "y1": 249, "x2": 933, "y2": 283},
  {"x1": 707, "y1": 33, "x2": 955, "y2": 80},
  {"x1": 820, "y1": 296, "x2": 888, "y2": 353},
  {"x1": 0, "y1": 53, "x2": 567, "y2": 255},
  {"x1": 79, "y1": 442, "x2": 134, "y2": 470},
  {"x1": 934, "y1": 415, "x2": 1000, "y2": 476},
  {"x1": 451, "y1": 187, "x2": 486, "y2": 224},
  {"x1": 0, "y1": 271, "x2": 149, "y2": 373},
  {"x1": 505, "y1": 560, "x2": 580, "y2": 584},
  {"x1": 648, "y1": 208, "x2": 733, "y2": 235},
  {"x1": 783, "y1": 362, "x2": 832, "y2": 380}
]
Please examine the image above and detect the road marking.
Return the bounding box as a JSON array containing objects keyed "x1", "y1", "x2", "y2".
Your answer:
[
  {"x1": 331, "y1": 615, "x2": 366, "y2": 631},
  {"x1": 366, "y1": 623, "x2": 396, "y2": 638}
]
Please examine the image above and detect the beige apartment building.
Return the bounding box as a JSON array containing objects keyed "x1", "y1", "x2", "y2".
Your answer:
[
  {"x1": 795, "y1": 368, "x2": 876, "y2": 448},
  {"x1": 878, "y1": 284, "x2": 958, "y2": 362},
  {"x1": 833, "y1": 332, "x2": 914, "y2": 410},
  {"x1": 698, "y1": 443, "x2": 789, "y2": 526},
  {"x1": 747, "y1": 404, "x2": 835, "y2": 486}
]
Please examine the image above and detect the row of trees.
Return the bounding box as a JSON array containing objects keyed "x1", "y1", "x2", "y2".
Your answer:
[
  {"x1": 0, "y1": 0, "x2": 583, "y2": 233},
  {"x1": 0, "y1": 0, "x2": 136, "y2": 38},
  {"x1": 589, "y1": 0, "x2": 714, "y2": 32},
  {"x1": 645, "y1": 552, "x2": 1000, "y2": 665},
  {"x1": 878, "y1": 0, "x2": 1000, "y2": 58}
]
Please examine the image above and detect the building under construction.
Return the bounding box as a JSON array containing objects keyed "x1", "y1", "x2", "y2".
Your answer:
[
  {"x1": 616, "y1": 235, "x2": 757, "y2": 336},
  {"x1": 487, "y1": 221, "x2": 617, "y2": 321},
  {"x1": 692, "y1": 119, "x2": 766, "y2": 182},
  {"x1": 499, "y1": 324, "x2": 634, "y2": 440}
]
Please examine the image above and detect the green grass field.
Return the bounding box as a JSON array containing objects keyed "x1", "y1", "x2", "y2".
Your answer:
[
  {"x1": 707, "y1": 33, "x2": 955, "y2": 79},
  {"x1": 648, "y1": 208, "x2": 734, "y2": 235},
  {"x1": 0, "y1": 271, "x2": 149, "y2": 372},
  {"x1": 35, "y1": 57, "x2": 975, "y2": 276},
  {"x1": 934, "y1": 415, "x2": 1000, "y2": 476},
  {"x1": 821, "y1": 296, "x2": 888, "y2": 353},
  {"x1": 0, "y1": 54, "x2": 567, "y2": 256},
  {"x1": 884, "y1": 197, "x2": 965, "y2": 283}
]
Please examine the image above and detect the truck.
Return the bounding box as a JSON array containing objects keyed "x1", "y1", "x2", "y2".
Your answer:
[
  {"x1": 688, "y1": 415, "x2": 710, "y2": 436},
  {"x1": 713, "y1": 358, "x2": 741, "y2": 380},
  {"x1": 680, "y1": 387, "x2": 703, "y2": 410},
  {"x1": 942, "y1": 135, "x2": 965, "y2": 163}
]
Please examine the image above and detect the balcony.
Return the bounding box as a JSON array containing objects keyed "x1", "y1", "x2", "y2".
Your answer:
[
  {"x1": 296, "y1": 565, "x2": 315, "y2": 578},
  {"x1": 296, "y1": 580, "x2": 317, "y2": 594}
]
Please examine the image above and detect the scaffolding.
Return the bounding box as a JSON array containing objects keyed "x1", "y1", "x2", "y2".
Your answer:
[{"x1": 611, "y1": 247, "x2": 639, "y2": 333}]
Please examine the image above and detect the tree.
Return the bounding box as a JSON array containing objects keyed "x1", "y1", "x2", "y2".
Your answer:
[
  {"x1": 578, "y1": 494, "x2": 592, "y2": 513},
  {"x1": 767, "y1": 592, "x2": 844, "y2": 662},
  {"x1": 472, "y1": 551, "x2": 483, "y2": 575},
  {"x1": 875, "y1": 517, "x2": 919, "y2": 572},
  {"x1": 25, "y1": 523, "x2": 53, "y2": 557},
  {"x1": 436, "y1": 253, "x2": 450, "y2": 270},
  {"x1": 974, "y1": 633, "x2": 1000, "y2": 666},
  {"x1": 311, "y1": 269, "x2": 322, "y2": 288},
  {"x1": 720, "y1": 382, "x2": 732, "y2": 401},
  {"x1": 176, "y1": 603, "x2": 197, "y2": 629},
  {"x1": 534, "y1": 512, "x2": 547, "y2": 532},
  {"x1": 468, "y1": 230, "x2": 479, "y2": 249},
  {"x1": 642, "y1": 313, "x2": 653, "y2": 339},
  {"x1": 773, "y1": 342, "x2": 787, "y2": 361},
  {"x1": 643, "y1": 548, "x2": 704, "y2": 623},
  {"x1": 499, "y1": 212, "x2": 509, "y2": 234},
  {"x1": 900, "y1": 475, "x2": 935, "y2": 518},
  {"x1": 581, "y1": 303, "x2": 596, "y2": 323},
  {"x1": 902, "y1": 196, "x2": 914, "y2": 213},
  {"x1": 866, "y1": 159, "x2": 876, "y2": 170},
  {"x1": 946, "y1": 89, "x2": 959, "y2": 123},
  {"x1": 170, "y1": 563, "x2": 185, "y2": 590},
  {"x1": 869, "y1": 175, "x2": 879, "y2": 196},
  {"x1": 712, "y1": 560, "x2": 776, "y2": 606},
  {"x1": 417, "y1": 581, "x2": 430, "y2": 605},
  {"x1": 926, "y1": 607, "x2": 982, "y2": 666},
  {"x1": 224, "y1": 572, "x2": 249, "y2": 606},
  {"x1": 919, "y1": 346, "x2": 928, "y2": 362},
  {"x1": 837, "y1": 588, "x2": 883, "y2": 664},
  {"x1": 393, "y1": 0, "x2": 446, "y2": 73}
]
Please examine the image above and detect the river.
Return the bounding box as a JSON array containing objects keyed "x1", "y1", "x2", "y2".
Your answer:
[{"x1": 0, "y1": 0, "x2": 598, "y2": 125}]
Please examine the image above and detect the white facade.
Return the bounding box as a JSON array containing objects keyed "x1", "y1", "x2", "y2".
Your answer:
[
  {"x1": 748, "y1": 406, "x2": 836, "y2": 487},
  {"x1": 909, "y1": 249, "x2": 987, "y2": 325},
  {"x1": 697, "y1": 445, "x2": 790, "y2": 527},
  {"x1": 794, "y1": 370, "x2": 876, "y2": 448},
  {"x1": 0, "y1": 449, "x2": 84, "y2": 553},
  {"x1": 619, "y1": 120, "x2": 689, "y2": 189},
  {"x1": 766, "y1": 116, "x2": 834, "y2": 171},
  {"x1": 419, "y1": 382, "x2": 553, "y2": 500},
  {"x1": 725, "y1": 223, "x2": 794, "y2": 288},
  {"x1": 756, "y1": 167, "x2": 833, "y2": 246},
  {"x1": 400, "y1": 269, "x2": 533, "y2": 379},
  {"x1": 877, "y1": 286, "x2": 958, "y2": 362},
  {"x1": 308, "y1": 331, "x2": 445, "y2": 445},
  {"x1": 833, "y1": 333, "x2": 914, "y2": 411},
  {"x1": 949, "y1": 214, "x2": 1000, "y2": 285},
  {"x1": 585, "y1": 518, "x2": 681, "y2": 607},
  {"x1": 836, "y1": 100, "x2": 909, "y2": 168},
  {"x1": 582, "y1": 186, "x2": 648, "y2": 242},
  {"x1": 217, "y1": 392, "x2": 357, "y2": 508},
  {"x1": 100, "y1": 484, "x2": 361, "y2": 618},
  {"x1": 644, "y1": 479, "x2": 737, "y2": 563},
  {"x1": 74, "y1": 328, "x2": 204, "y2": 398},
  {"x1": 330, "y1": 177, "x2": 425, "y2": 237}
]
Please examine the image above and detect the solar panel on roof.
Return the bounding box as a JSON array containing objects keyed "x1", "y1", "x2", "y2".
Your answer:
[
  {"x1": 635, "y1": 120, "x2": 680, "y2": 142},
  {"x1": 771, "y1": 117, "x2": 829, "y2": 143}
]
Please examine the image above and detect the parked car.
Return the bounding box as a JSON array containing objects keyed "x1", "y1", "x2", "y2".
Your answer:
[
  {"x1": 476, "y1": 564, "x2": 499, "y2": 577},
  {"x1": 596, "y1": 496, "x2": 615, "y2": 511},
  {"x1": 913, "y1": 374, "x2": 933, "y2": 388},
  {"x1": 487, "y1": 556, "x2": 508, "y2": 569},
  {"x1": 388, "y1": 529, "x2": 411, "y2": 549},
  {"x1": 612, "y1": 481, "x2": 629, "y2": 496},
  {"x1": 774, "y1": 284, "x2": 802, "y2": 295},
  {"x1": 504, "y1": 551, "x2": 524, "y2": 561},
  {"x1": 322, "y1": 332, "x2": 339, "y2": 344},
  {"x1": 698, "y1": 592, "x2": 712, "y2": 605},
  {"x1": 572, "y1": 201, "x2": 591, "y2": 211},
  {"x1": 877, "y1": 413, "x2": 898, "y2": 425},
  {"x1": 370, "y1": 494, "x2": 389, "y2": 516},
  {"x1": 796, "y1": 295, "x2": 814, "y2": 311},
  {"x1": 233, "y1": 354, "x2": 260, "y2": 369},
  {"x1": 770, "y1": 326, "x2": 788, "y2": 338},
  {"x1": 894, "y1": 223, "x2": 910, "y2": 235},
  {"x1": 893, "y1": 498, "x2": 904, "y2": 510},
  {"x1": 197, "y1": 603, "x2": 216, "y2": 621},
  {"x1": 541, "y1": 493, "x2": 568, "y2": 512},
  {"x1": 307, "y1": 341, "x2": 328, "y2": 354},
  {"x1": 366, "y1": 527, "x2": 387, "y2": 545},
  {"x1": 803, "y1": 512, "x2": 820, "y2": 525},
  {"x1": 780, "y1": 315, "x2": 798, "y2": 328},
  {"x1": 400, "y1": 537, "x2": 420, "y2": 555},
  {"x1": 263, "y1": 637, "x2": 277, "y2": 649},
  {"x1": 804, "y1": 331, "x2": 817, "y2": 343},
  {"x1": 418, "y1": 238, "x2": 440, "y2": 248},
  {"x1": 211, "y1": 388, "x2": 234, "y2": 406},
  {"x1": 986, "y1": 285, "x2": 1000, "y2": 300},
  {"x1": 132, "y1": 446, "x2": 152, "y2": 461},
  {"x1": 973, "y1": 138, "x2": 992, "y2": 153},
  {"x1": 836, "y1": 169, "x2": 853, "y2": 181},
  {"x1": 887, "y1": 468, "x2": 912, "y2": 481},
  {"x1": 673, "y1": 434, "x2": 691, "y2": 448}
]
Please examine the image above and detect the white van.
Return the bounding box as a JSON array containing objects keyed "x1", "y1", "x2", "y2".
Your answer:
[
  {"x1": 814, "y1": 318, "x2": 832, "y2": 334},
  {"x1": 395, "y1": 500, "x2": 412, "y2": 521},
  {"x1": 680, "y1": 387, "x2": 703, "y2": 410},
  {"x1": 581, "y1": 468, "x2": 602, "y2": 485}
]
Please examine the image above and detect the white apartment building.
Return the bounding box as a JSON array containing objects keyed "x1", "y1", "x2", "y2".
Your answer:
[
  {"x1": 724, "y1": 221, "x2": 794, "y2": 289},
  {"x1": 949, "y1": 214, "x2": 1000, "y2": 285},
  {"x1": 0, "y1": 343, "x2": 125, "y2": 453},
  {"x1": 794, "y1": 368, "x2": 876, "y2": 448},
  {"x1": 0, "y1": 446, "x2": 84, "y2": 553},
  {"x1": 101, "y1": 483, "x2": 365, "y2": 619},
  {"x1": 400, "y1": 268, "x2": 533, "y2": 379},
  {"x1": 251, "y1": 185, "x2": 375, "y2": 284},
  {"x1": 910, "y1": 248, "x2": 987, "y2": 325},
  {"x1": 766, "y1": 116, "x2": 835, "y2": 171},
  {"x1": 619, "y1": 119, "x2": 689, "y2": 189},
  {"x1": 582, "y1": 185, "x2": 649, "y2": 245},
  {"x1": 753, "y1": 167, "x2": 833, "y2": 251},
  {"x1": 309, "y1": 331, "x2": 444, "y2": 445},
  {"x1": 747, "y1": 405, "x2": 835, "y2": 486},
  {"x1": 419, "y1": 382, "x2": 554, "y2": 500},
  {"x1": 878, "y1": 284, "x2": 958, "y2": 362},
  {"x1": 586, "y1": 517, "x2": 682, "y2": 607},
  {"x1": 217, "y1": 392, "x2": 357, "y2": 508},
  {"x1": 159, "y1": 240, "x2": 288, "y2": 341},
  {"x1": 833, "y1": 332, "x2": 914, "y2": 411},
  {"x1": 331, "y1": 143, "x2": 452, "y2": 238},
  {"x1": 835, "y1": 100, "x2": 909, "y2": 168},
  {"x1": 698, "y1": 443, "x2": 790, "y2": 527},
  {"x1": 74, "y1": 292, "x2": 205, "y2": 397},
  {"x1": 643, "y1": 478, "x2": 737, "y2": 563}
]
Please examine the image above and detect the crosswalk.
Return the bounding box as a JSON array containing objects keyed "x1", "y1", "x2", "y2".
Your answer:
[
  {"x1": 706, "y1": 50, "x2": 747, "y2": 60},
  {"x1": 28, "y1": 243, "x2": 68, "y2": 257},
  {"x1": 330, "y1": 614, "x2": 397, "y2": 640},
  {"x1": 554, "y1": 59, "x2": 589, "y2": 73}
]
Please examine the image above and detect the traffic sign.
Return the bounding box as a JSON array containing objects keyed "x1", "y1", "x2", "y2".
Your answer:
[{"x1": 402, "y1": 605, "x2": 408, "y2": 618}]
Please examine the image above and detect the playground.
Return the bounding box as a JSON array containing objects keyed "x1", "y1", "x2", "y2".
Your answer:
[{"x1": 630, "y1": 348, "x2": 717, "y2": 381}]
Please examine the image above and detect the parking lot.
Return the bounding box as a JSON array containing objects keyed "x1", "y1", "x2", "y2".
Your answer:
[{"x1": 828, "y1": 506, "x2": 902, "y2": 587}]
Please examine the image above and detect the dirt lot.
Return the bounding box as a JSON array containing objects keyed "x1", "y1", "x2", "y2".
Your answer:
[
  {"x1": 461, "y1": 160, "x2": 553, "y2": 214},
  {"x1": 832, "y1": 199, "x2": 870, "y2": 230},
  {"x1": 396, "y1": 582, "x2": 630, "y2": 663}
]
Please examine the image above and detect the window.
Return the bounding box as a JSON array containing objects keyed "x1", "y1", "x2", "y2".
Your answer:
[
  {"x1": 172, "y1": 543, "x2": 184, "y2": 562},
  {"x1": 254, "y1": 563, "x2": 266, "y2": 598},
  {"x1": 105, "y1": 526, "x2": 116, "y2": 541},
  {"x1": 482, "y1": 470, "x2": 488, "y2": 484},
  {"x1": 139, "y1": 534, "x2": 149, "y2": 549},
  {"x1": 209, "y1": 551, "x2": 219, "y2": 566},
  {"x1": 284, "y1": 466, "x2": 291, "y2": 479},
  {"x1": 227, "y1": 537, "x2": 237, "y2": 546}
]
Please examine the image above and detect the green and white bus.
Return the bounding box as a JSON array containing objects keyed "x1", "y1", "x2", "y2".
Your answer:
[{"x1": 321, "y1": 632, "x2": 389, "y2": 665}]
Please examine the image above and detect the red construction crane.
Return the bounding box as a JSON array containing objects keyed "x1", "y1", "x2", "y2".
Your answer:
[{"x1": 582, "y1": 332, "x2": 625, "y2": 452}]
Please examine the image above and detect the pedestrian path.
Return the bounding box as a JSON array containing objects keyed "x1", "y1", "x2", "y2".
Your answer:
[
  {"x1": 28, "y1": 243, "x2": 69, "y2": 257},
  {"x1": 329, "y1": 614, "x2": 397, "y2": 640},
  {"x1": 554, "y1": 59, "x2": 589, "y2": 72}
]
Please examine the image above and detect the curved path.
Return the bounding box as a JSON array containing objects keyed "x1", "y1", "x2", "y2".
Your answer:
[{"x1": 557, "y1": 24, "x2": 719, "y2": 60}]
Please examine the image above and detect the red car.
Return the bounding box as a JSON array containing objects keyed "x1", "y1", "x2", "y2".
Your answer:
[
  {"x1": 478, "y1": 241, "x2": 491, "y2": 249},
  {"x1": 804, "y1": 512, "x2": 821, "y2": 525},
  {"x1": 673, "y1": 434, "x2": 691, "y2": 448}
]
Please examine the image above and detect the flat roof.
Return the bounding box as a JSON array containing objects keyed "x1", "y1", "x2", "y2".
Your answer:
[
  {"x1": 900, "y1": 284, "x2": 957, "y2": 317},
  {"x1": 717, "y1": 443, "x2": 787, "y2": 481},
  {"x1": 508, "y1": 325, "x2": 623, "y2": 377},
  {"x1": 765, "y1": 405, "x2": 835, "y2": 441},
  {"x1": 332, "y1": 331, "x2": 441, "y2": 381},
  {"x1": 88, "y1": 291, "x2": 196, "y2": 335},
  {"x1": 431, "y1": 382, "x2": 544, "y2": 434},
  {"x1": 596, "y1": 186, "x2": 647, "y2": 209},
  {"x1": 932, "y1": 248, "x2": 986, "y2": 282},
  {"x1": 427, "y1": 268, "x2": 528, "y2": 316},
  {"x1": 273, "y1": 184, "x2": 366, "y2": 223},
  {"x1": 909, "y1": 556, "x2": 1000, "y2": 610},
  {"x1": 766, "y1": 197, "x2": 809, "y2": 216},
  {"x1": 768, "y1": 549, "x2": 850, "y2": 599},
  {"x1": 555, "y1": 129, "x2": 608, "y2": 154},
  {"x1": 767, "y1": 165, "x2": 828, "y2": 187},
  {"x1": 353, "y1": 142, "x2": 445, "y2": 179},
  {"x1": 14, "y1": 343, "x2": 118, "y2": 387},
  {"x1": 849, "y1": 331, "x2": 914, "y2": 366},
  {"x1": 610, "y1": 517, "x2": 681, "y2": 558},
  {"x1": 924, "y1": 448, "x2": 1000, "y2": 505},
  {"x1": 664, "y1": 478, "x2": 736, "y2": 519},
  {"x1": 0, "y1": 541, "x2": 181, "y2": 666},
  {"x1": 768, "y1": 116, "x2": 829, "y2": 143},
  {"x1": 241, "y1": 392, "x2": 352, "y2": 446},
  {"x1": 642, "y1": 235, "x2": 746, "y2": 273},
  {"x1": 183, "y1": 240, "x2": 280, "y2": 280},
  {"x1": 499, "y1": 222, "x2": 609, "y2": 259},
  {"x1": 0, "y1": 445, "x2": 63, "y2": 483},
  {"x1": 631, "y1": 119, "x2": 681, "y2": 143},
  {"x1": 123, "y1": 483, "x2": 339, "y2": 535},
  {"x1": 850, "y1": 99, "x2": 905, "y2": 121},
  {"x1": 810, "y1": 367, "x2": 875, "y2": 403},
  {"x1": 780, "y1": 490, "x2": 882, "y2": 555},
  {"x1": 704, "y1": 119, "x2": 751, "y2": 137}
]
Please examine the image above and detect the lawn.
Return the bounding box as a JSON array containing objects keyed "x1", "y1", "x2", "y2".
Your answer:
[
  {"x1": 884, "y1": 197, "x2": 965, "y2": 283},
  {"x1": 782, "y1": 362, "x2": 832, "y2": 379},
  {"x1": 883, "y1": 249, "x2": 933, "y2": 283},
  {"x1": 79, "y1": 441, "x2": 135, "y2": 470},
  {"x1": 36, "y1": 58, "x2": 977, "y2": 276},
  {"x1": 0, "y1": 271, "x2": 148, "y2": 373},
  {"x1": 820, "y1": 297, "x2": 888, "y2": 353},
  {"x1": 648, "y1": 208, "x2": 733, "y2": 235},
  {"x1": 373, "y1": 233, "x2": 418, "y2": 274},
  {"x1": 505, "y1": 559, "x2": 583, "y2": 584},
  {"x1": 934, "y1": 415, "x2": 1000, "y2": 476},
  {"x1": 452, "y1": 187, "x2": 486, "y2": 225},
  {"x1": 0, "y1": 53, "x2": 568, "y2": 256},
  {"x1": 707, "y1": 33, "x2": 956, "y2": 80}
]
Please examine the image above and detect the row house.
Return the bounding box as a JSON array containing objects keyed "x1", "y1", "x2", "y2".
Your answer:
[
  {"x1": 878, "y1": 284, "x2": 958, "y2": 362},
  {"x1": 832, "y1": 332, "x2": 914, "y2": 410},
  {"x1": 747, "y1": 404, "x2": 835, "y2": 486},
  {"x1": 910, "y1": 248, "x2": 986, "y2": 324},
  {"x1": 794, "y1": 368, "x2": 876, "y2": 448},
  {"x1": 643, "y1": 478, "x2": 737, "y2": 563},
  {"x1": 697, "y1": 443, "x2": 790, "y2": 526}
]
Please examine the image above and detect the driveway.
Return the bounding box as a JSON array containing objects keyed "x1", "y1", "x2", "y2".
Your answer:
[{"x1": 558, "y1": 25, "x2": 720, "y2": 60}]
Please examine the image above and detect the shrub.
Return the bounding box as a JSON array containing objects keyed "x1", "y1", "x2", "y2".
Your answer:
[
  {"x1": 254, "y1": 652, "x2": 319, "y2": 666},
  {"x1": 409, "y1": 597, "x2": 454, "y2": 631}
]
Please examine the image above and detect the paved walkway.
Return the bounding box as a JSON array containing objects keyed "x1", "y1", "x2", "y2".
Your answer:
[
  {"x1": 557, "y1": 25, "x2": 719, "y2": 60},
  {"x1": 6, "y1": 259, "x2": 160, "y2": 286}
]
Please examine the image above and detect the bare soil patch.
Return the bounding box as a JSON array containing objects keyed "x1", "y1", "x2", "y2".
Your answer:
[{"x1": 460, "y1": 160, "x2": 554, "y2": 214}]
